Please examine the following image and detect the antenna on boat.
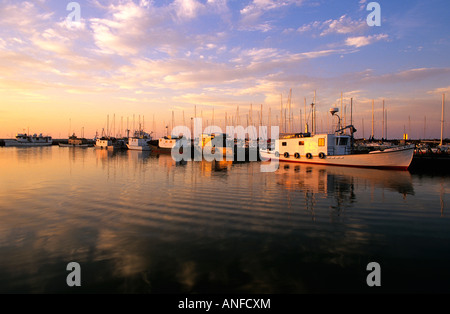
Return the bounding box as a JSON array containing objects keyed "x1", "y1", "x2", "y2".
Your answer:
[{"x1": 330, "y1": 107, "x2": 341, "y2": 133}]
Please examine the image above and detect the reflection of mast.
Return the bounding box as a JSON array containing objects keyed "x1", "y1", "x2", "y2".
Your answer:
[
  {"x1": 304, "y1": 191, "x2": 316, "y2": 222},
  {"x1": 441, "y1": 179, "x2": 445, "y2": 217}
]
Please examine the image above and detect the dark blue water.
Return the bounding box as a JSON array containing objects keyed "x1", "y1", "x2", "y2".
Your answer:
[{"x1": 0, "y1": 146, "x2": 449, "y2": 293}]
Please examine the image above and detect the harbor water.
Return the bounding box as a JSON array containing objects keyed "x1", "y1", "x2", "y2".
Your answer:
[{"x1": 0, "y1": 146, "x2": 449, "y2": 293}]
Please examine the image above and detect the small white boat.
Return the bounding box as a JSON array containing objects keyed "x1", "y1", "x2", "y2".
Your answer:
[{"x1": 4, "y1": 133, "x2": 53, "y2": 147}]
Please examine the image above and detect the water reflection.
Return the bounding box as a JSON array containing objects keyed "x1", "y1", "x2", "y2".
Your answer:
[
  {"x1": 276, "y1": 163, "x2": 414, "y2": 197},
  {"x1": 0, "y1": 147, "x2": 449, "y2": 293}
]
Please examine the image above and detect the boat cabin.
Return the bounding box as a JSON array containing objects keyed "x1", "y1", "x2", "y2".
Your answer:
[{"x1": 277, "y1": 133, "x2": 352, "y2": 159}]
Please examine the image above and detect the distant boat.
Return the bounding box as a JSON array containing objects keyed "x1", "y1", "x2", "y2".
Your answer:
[
  {"x1": 4, "y1": 133, "x2": 53, "y2": 147},
  {"x1": 59, "y1": 134, "x2": 93, "y2": 147},
  {"x1": 260, "y1": 108, "x2": 415, "y2": 170},
  {"x1": 126, "y1": 130, "x2": 152, "y2": 151}
]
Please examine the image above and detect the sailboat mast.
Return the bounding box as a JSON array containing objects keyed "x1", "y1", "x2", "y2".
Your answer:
[
  {"x1": 424, "y1": 116, "x2": 426, "y2": 139},
  {"x1": 382, "y1": 99, "x2": 385, "y2": 140},
  {"x1": 441, "y1": 93, "x2": 445, "y2": 146},
  {"x1": 371, "y1": 99, "x2": 374, "y2": 139},
  {"x1": 280, "y1": 94, "x2": 283, "y2": 133},
  {"x1": 288, "y1": 88, "x2": 292, "y2": 133},
  {"x1": 314, "y1": 90, "x2": 317, "y2": 134}
]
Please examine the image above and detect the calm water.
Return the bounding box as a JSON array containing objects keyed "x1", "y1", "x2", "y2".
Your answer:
[{"x1": 0, "y1": 146, "x2": 449, "y2": 293}]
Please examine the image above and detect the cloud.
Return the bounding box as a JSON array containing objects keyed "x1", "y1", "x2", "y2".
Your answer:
[
  {"x1": 240, "y1": 0, "x2": 305, "y2": 16},
  {"x1": 239, "y1": 0, "x2": 305, "y2": 32},
  {"x1": 172, "y1": 0, "x2": 205, "y2": 20},
  {"x1": 427, "y1": 86, "x2": 450, "y2": 95},
  {"x1": 320, "y1": 15, "x2": 368, "y2": 36},
  {"x1": 297, "y1": 15, "x2": 367, "y2": 36},
  {"x1": 345, "y1": 34, "x2": 388, "y2": 48}
]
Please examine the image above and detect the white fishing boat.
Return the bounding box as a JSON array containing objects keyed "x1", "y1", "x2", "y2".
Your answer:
[
  {"x1": 260, "y1": 108, "x2": 415, "y2": 170},
  {"x1": 126, "y1": 130, "x2": 152, "y2": 151},
  {"x1": 4, "y1": 133, "x2": 53, "y2": 147}
]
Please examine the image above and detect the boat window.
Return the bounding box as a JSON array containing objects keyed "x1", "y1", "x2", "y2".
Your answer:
[
  {"x1": 318, "y1": 138, "x2": 325, "y2": 147},
  {"x1": 282, "y1": 142, "x2": 287, "y2": 147},
  {"x1": 298, "y1": 141, "x2": 304, "y2": 146},
  {"x1": 336, "y1": 137, "x2": 349, "y2": 146}
]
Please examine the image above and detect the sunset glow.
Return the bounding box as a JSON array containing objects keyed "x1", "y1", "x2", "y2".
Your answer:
[{"x1": 0, "y1": 0, "x2": 449, "y2": 139}]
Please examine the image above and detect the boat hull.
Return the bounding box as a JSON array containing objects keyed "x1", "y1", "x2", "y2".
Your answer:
[
  {"x1": 260, "y1": 145, "x2": 415, "y2": 170},
  {"x1": 126, "y1": 144, "x2": 151, "y2": 151},
  {"x1": 149, "y1": 144, "x2": 172, "y2": 153},
  {"x1": 4, "y1": 140, "x2": 53, "y2": 147},
  {"x1": 59, "y1": 143, "x2": 93, "y2": 148}
]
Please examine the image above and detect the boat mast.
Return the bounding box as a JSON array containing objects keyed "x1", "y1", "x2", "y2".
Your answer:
[
  {"x1": 288, "y1": 88, "x2": 292, "y2": 133},
  {"x1": 371, "y1": 99, "x2": 374, "y2": 140},
  {"x1": 441, "y1": 93, "x2": 445, "y2": 146},
  {"x1": 310, "y1": 91, "x2": 316, "y2": 135},
  {"x1": 424, "y1": 116, "x2": 426, "y2": 140},
  {"x1": 304, "y1": 97, "x2": 308, "y2": 133},
  {"x1": 280, "y1": 94, "x2": 283, "y2": 133},
  {"x1": 350, "y1": 98, "x2": 354, "y2": 148},
  {"x1": 382, "y1": 99, "x2": 385, "y2": 140},
  {"x1": 340, "y1": 92, "x2": 343, "y2": 131}
]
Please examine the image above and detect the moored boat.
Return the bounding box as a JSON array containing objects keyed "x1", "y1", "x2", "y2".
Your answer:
[
  {"x1": 59, "y1": 134, "x2": 93, "y2": 147},
  {"x1": 126, "y1": 130, "x2": 152, "y2": 151},
  {"x1": 149, "y1": 136, "x2": 180, "y2": 153},
  {"x1": 4, "y1": 133, "x2": 53, "y2": 147},
  {"x1": 259, "y1": 108, "x2": 415, "y2": 170},
  {"x1": 95, "y1": 137, "x2": 126, "y2": 150}
]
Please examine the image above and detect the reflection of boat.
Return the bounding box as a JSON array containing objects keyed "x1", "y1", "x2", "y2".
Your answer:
[
  {"x1": 4, "y1": 133, "x2": 52, "y2": 147},
  {"x1": 59, "y1": 134, "x2": 93, "y2": 147},
  {"x1": 276, "y1": 163, "x2": 414, "y2": 196},
  {"x1": 260, "y1": 109, "x2": 414, "y2": 170},
  {"x1": 127, "y1": 130, "x2": 152, "y2": 151}
]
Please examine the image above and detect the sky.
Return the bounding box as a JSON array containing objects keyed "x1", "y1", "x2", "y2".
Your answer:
[{"x1": 0, "y1": 0, "x2": 449, "y2": 139}]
